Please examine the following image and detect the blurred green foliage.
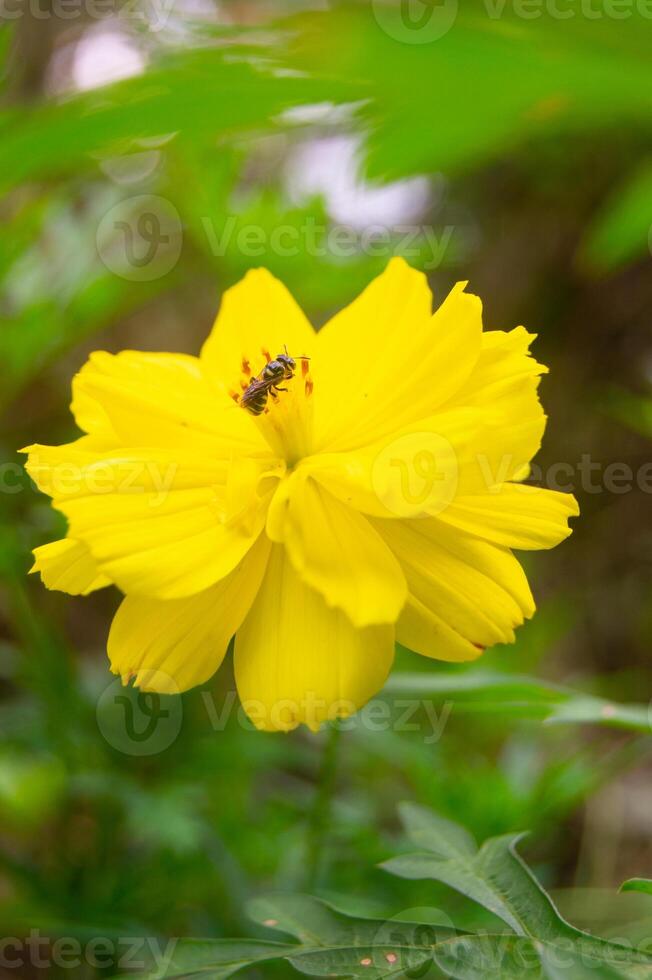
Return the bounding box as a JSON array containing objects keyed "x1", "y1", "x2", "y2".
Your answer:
[{"x1": 1, "y1": 4, "x2": 652, "y2": 978}]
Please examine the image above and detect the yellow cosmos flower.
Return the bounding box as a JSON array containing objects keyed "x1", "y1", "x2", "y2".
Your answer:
[{"x1": 23, "y1": 259, "x2": 578, "y2": 732}]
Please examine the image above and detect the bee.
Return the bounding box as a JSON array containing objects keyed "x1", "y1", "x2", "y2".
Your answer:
[{"x1": 239, "y1": 349, "x2": 308, "y2": 416}]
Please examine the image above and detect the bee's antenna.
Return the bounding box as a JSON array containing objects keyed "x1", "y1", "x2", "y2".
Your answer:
[{"x1": 284, "y1": 346, "x2": 310, "y2": 361}]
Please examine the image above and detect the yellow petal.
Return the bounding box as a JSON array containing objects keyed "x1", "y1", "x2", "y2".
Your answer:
[
  {"x1": 445, "y1": 326, "x2": 547, "y2": 410},
  {"x1": 234, "y1": 545, "x2": 394, "y2": 732},
  {"x1": 374, "y1": 516, "x2": 535, "y2": 653},
  {"x1": 267, "y1": 473, "x2": 407, "y2": 627},
  {"x1": 314, "y1": 258, "x2": 482, "y2": 451},
  {"x1": 24, "y1": 441, "x2": 230, "y2": 500},
  {"x1": 446, "y1": 327, "x2": 548, "y2": 494},
  {"x1": 22, "y1": 434, "x2": 117, "y2": 497},
  {"x1": 455, "y1": 411, "x2": 547, "y2": 496},
  {"x1": 397, "y1": 597, "x2": 485, "y2": 664},
  {"x1": 304, "y1": 408, "x2": 482, "y2": 519},
  {"x1": 25, "y1": 442, "x2": 277, "y2": 598},
  {"x1": 435, "y1": 484, "x2": 579, "y2": 550},
  {"x1": 201, "y1": 268, "x2": 316, "y2": 390},
  {"x1": 30, "y1": 538, "x2": 110, "y2": 595},
  {"x1": 71, "y1": 350, "x2": 264, "y2": 455},
  {"x1": 108, "y1": 534, "x2": 271, "y2": 693}
]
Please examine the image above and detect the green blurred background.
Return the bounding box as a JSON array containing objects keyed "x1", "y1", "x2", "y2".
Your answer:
[{"x1": 1, "y1": 2, "x2": 652, "y2": 973}]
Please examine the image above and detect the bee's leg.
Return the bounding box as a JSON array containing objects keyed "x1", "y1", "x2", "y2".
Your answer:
[
  {"x1": 275, "y1": 386, "x2": 288, "y2": 392},
  {"x1": 269, "y1": 389, "x2": 279, "y2": 402}
]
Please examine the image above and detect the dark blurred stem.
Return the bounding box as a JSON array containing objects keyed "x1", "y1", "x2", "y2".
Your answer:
[{"x1": 304, "y1": 724, "x2": 341, "y2": 891}]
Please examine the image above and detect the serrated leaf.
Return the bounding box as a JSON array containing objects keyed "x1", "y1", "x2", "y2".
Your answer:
[
  {"x1": 383, "y1": 807, "x2": 648, "y2": 970},
  {"x1": 137, "y1": 830, "x2": 652, "y2": 980}
]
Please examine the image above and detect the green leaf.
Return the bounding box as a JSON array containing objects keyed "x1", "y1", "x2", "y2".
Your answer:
[
  {"x1": 398, "y1": 801, "x2": 477, "y2": 859},
  {"x1": 0, "y1": 46, "x2": 353, "y2": 193},
  {"x1": 621, "y1": 879, "x2": 652, "y2": 898},
  {"x1": 384, "y1": 671, "x2": 651, "y2": 733},
  {"x1": 146, "y1": 937, "x2": 297, "y2": 980},
  {"x1": 248, "y1": 893, "x2": 379, "y2": 944},
  {"x1": 286, "y1": 9, "x2": 652, "y2": 182}
]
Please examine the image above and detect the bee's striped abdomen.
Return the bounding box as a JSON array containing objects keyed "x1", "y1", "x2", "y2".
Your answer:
[{"x1": 240, "y1": 384, "x2": 269, "y2": 415}]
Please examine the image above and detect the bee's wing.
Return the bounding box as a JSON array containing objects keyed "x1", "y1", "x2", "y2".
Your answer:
[{"x1": 240, "y1": 377, "x2": 269, "y2": 404}]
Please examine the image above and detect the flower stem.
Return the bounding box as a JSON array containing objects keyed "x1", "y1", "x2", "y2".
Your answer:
[{"x1": 304, "y1": 724, "x2": 341, "y2": 891}]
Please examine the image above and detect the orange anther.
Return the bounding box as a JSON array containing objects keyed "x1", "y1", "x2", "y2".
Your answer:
[{"x1": 305, "y1": 377, "x2": 314, "y2": 397}]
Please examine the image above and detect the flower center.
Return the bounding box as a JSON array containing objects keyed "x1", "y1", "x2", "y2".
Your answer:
[{"x1": 230, "y1": 347, "x2": 314, "y2": 465}]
